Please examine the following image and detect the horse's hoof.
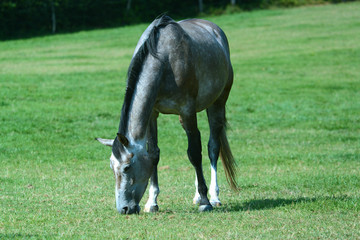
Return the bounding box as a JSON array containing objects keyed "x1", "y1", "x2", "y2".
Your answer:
[
  {"x1": 210, "y1": 201, "x2": 222, "y2": 207},
  {"x1": 199, "y1": 204, "x2": 213, "y2": 212},
  {"x1": 144, "y1": 205, "x2": 159, "y2": 213}
]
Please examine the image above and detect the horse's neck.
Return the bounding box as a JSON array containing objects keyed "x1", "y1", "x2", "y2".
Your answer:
[{"x1": 125, "y1": 62, "x2": 161, "y2": 143}]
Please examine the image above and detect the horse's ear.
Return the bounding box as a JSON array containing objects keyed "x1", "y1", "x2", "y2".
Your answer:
[
  {"x1": 95, "y1": 138, "x2": 114, "y2": 147},
  {"x1": 117, "y1": 133, "x2": 129, "y2": 147}
]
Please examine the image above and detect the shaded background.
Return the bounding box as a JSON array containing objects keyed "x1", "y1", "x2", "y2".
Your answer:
[{"x1": 0, "y1": 0, "x2": 351, "y2": 40}]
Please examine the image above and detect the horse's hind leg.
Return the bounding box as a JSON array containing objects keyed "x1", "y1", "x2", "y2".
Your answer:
[
  {"x1": 192, "y1": 105, "x2": 223, "y2": 206},
  {"x1": 206, "y1": 104, "x2": 226, "y2": 207},
  {"x1": 180, "y1": 113, "x2": 213, "y2": 212}
]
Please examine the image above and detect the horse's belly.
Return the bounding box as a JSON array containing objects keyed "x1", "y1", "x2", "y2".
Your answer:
[
  {"x1": 154, "y1": 98, "x2": 184, "y2": 115},
  {"x1": 154, "y1": 78, "x2": 226, "y2": 115},
  {"x1": 195, "y1": 71, "x2": 228, "y2": 109}
]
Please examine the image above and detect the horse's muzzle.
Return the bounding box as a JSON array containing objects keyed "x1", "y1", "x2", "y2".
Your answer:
[{"x1": 119, "y1": 205, "x2": 140, "y2": 214}]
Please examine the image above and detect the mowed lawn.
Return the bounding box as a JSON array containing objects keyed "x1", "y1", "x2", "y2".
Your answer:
[{"x1": 1, "y1": 2, "x2": 359, "y2": 239}]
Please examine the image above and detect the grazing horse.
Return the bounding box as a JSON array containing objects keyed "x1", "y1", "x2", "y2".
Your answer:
[{"x1": 96, "y1": 15, "x2": 237, "y2": 214}]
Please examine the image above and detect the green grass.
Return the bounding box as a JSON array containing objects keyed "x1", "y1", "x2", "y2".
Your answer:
[{"x1": 1, "y1": 2, "x2": 360, "y2": 239}]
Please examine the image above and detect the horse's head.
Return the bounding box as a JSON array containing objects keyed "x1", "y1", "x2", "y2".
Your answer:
[{"x1": 96, "y1": 133, "x2": 153, "y2": 214}]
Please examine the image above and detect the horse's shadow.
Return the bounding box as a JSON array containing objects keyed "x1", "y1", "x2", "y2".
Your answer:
[{"x1": 219, "y1": 195, "x2": 350, "y2": 212}]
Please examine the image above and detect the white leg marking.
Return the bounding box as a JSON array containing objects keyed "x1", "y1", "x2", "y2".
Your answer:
[
  {"x1": 144, "y1": 184, "x2": 159, "y2": 212},
  {"x1": 209, "y1": 165, "x2": 221, "y2": 207},
  {"x1": 193, "y1": 174, "x2": 201, "y2": 204}
]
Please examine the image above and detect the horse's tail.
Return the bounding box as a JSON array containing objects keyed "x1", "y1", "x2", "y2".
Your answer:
[{"x1": 219, "y1": 122, "x2": 239, "y2": 191}]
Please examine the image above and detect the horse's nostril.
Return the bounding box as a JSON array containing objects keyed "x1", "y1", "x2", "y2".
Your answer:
[{"x1": 121, "y1": 206, "x2": 128, "y2": 214}]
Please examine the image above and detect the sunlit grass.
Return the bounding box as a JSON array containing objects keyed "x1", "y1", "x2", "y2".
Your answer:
[{"x1": 1, "y1": 2, "x2": 359, "y2": 239}]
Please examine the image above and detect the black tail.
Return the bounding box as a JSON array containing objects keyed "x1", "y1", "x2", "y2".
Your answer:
[{"x1": 219, "y1": 123, "x2": 239, "y2": 191}]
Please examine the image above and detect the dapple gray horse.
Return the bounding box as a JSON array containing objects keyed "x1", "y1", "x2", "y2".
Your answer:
[{"x1": 96, "y1": 15, "x2": 237, "y2": 214}]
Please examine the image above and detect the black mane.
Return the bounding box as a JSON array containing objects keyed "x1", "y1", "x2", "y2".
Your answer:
[{"x1": 118, "y1": 15, "x2": 176, "y2": 135}]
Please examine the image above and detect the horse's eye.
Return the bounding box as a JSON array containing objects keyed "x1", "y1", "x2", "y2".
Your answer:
[{"x1": 123, "y1": 166, "x2": 130, "y2": 172}]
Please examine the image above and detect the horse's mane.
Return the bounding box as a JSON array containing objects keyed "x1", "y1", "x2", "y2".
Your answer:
[{"x1": 118, "y1": 15, "x2": 176, "y2": 135}]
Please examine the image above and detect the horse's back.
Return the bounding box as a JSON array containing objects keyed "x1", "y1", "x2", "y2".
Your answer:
[
  {"x1": 155, "y1": 17, "x2": 233, "y2": 114},
  {"x1": 178, "y1": 19, "x2": 231, "y2": 57},
  {"x1": 179, "y1": 19, "x2": 232, "y2": 109}
]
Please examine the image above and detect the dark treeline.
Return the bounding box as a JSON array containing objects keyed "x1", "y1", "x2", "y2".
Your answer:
[{"x1": 0, "y1": 0, "x2": 351, "y2": 40}]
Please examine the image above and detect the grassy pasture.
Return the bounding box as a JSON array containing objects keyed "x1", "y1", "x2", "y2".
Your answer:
[{"x1": 1, "y1": 2, "x2": 360, "y2": 239}]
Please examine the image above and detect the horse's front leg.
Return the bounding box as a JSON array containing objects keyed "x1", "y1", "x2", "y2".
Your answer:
[
  {"x1": 180, "y1": 114, "x2": 213, "y2": 212},
  {"x1": 144, "y1": 167, "x2": 160, "y2": 212},
  {"x1": 144, "y1": 111, "x2": 160, "y2": 213}
]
